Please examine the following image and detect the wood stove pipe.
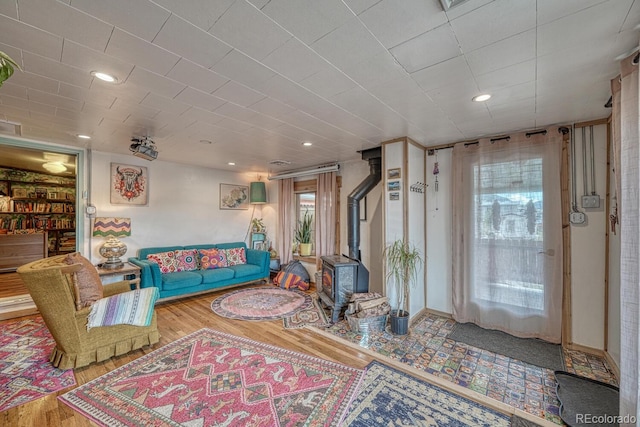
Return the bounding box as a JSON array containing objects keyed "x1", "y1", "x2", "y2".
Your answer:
[{"x1": 347, "y1": 147, "x2": 382, "y2": 260}]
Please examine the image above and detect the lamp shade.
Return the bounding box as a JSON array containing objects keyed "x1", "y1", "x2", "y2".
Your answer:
[
  {"x1": 249, "y1": 181, "x2": 267, "y2": 204},
  {"x1": 93, "y1": 217, "x2": 131, "y2": 237}
]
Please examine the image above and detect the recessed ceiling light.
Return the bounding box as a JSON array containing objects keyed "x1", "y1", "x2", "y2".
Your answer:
[
  {"x1": 77, "y1": 134, "x2": 91, "y2": 139},
  {"x1": 228, "y1": 162, "x2": 236, "y2": 166},
  {"x1": 472, "y1": 94, "x2": 491, "y2": 102},
  {"x1": 90, "y1": 71, "x2": 117, "y2": 83},
  {"x1": 302, "y1": 141, "x2": 313, "y2": 147}
]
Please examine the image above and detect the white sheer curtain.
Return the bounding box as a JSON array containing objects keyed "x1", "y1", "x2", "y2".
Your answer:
[
  {"x1": 277, "y1": 178, "x2": 294, "y2": 265},
  {"x1": 617, "y1": 49, "x2": 640, "y2": 423},
  {"x1": 315, "y1": 172, "x2": 337, "y2": 265},
  {"x1": 452, "y1": 128, "x2": 563, "y2": 343}
]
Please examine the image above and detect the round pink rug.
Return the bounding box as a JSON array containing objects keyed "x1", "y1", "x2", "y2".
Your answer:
[{"x1": 211, "y1": 287, "x2": 312, "y2": 321}]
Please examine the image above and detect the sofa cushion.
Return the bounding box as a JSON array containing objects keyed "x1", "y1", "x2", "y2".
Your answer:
[
  {"x1": 198, "y1": 248, "x2": 228, "y2": 269},
  {"x1": 225, "y1": 247, "x2": 246, "y2": 266},
  {"x1": 147, "y1": 251, "x2": 180, "y2": 273},
  {"x1": 227, "y1": 263, "x2": 262, "y2": 278},
  {"x1": 161, "y1": 271, "x2": 204, "y2": 291},
  {"x1": 175, "y1": 249, "x2": 199, "y2": 271},
  {"x1": 200, "y1": 267, "x2": 235, "y2": 284},
  {"x1": 64, "y1": 252, "x2": 104, "y2": 309}
]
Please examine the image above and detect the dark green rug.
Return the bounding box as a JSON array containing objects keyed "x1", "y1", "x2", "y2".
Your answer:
[
  {"x1": 447, "y1": 322, "x2": 564, "y2": 371},
  {"x1": 555, "y1": 371, "x2": 619, "y2": 427}
]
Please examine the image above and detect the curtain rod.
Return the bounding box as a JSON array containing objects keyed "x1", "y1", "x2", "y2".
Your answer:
[{"x1": 267, "y1": 163, "x2": 339, "y2": 180}]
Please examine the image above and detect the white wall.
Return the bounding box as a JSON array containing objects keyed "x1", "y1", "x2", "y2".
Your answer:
[
  {"x1": 89, "y1": 151, "x2": 276, "y2": 264},
  {"x1": 407, "y1": 142, "x2": 426, "y2": 316},
  {"x1": 426, "y1": 148, "x2": 453, "y2": 314}
]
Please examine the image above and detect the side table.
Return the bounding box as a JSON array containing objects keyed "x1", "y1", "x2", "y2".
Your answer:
[{"x1": 95, "y1": 262, "x2": 141, "y2": 288}]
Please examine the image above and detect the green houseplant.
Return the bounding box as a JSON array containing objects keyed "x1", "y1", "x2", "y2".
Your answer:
[
  {"x1": 0, "y1": 51, "x2": 22, "y2": 87},
  {"x1": 384, "y1": 239, "x2": 423, "y2": 335},
  {"x1": 294, "y1": 210, "x2": 313, "y2": 256}
]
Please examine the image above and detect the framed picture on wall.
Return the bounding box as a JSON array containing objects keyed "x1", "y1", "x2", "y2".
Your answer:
[
  {"x1": 219, "y1": 184, "x2": 249, "y2": 210},
  {"x1": 387, "y1": 168, "x2": 401, "y2": 180},
  {"x1": 389, "y1": 192, "x2": 400, "y2": 201},
  {"x1": 110, "y1": 163, "x2": 149, "y2": 205},
  {"x1": 388, "y1": 181, "x2": 400, "y2": 191}
]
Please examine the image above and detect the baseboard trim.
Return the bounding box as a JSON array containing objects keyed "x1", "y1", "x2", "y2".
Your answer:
[
  {"x1": 603, "y1": 350, "x2": 620, "y2": 380},
  {"x1": 565, "y1": 342, "x2": 604, "y2": 357},
  {"x1": 0, "y1": 294, "x2": 37, "y2": 320},
  {"x1": 426, "y1": 308, "x2": 453, "y2": 319}
]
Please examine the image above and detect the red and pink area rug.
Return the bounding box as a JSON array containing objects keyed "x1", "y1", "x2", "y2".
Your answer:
[
  {"x1": 211, "y1": 286, "x2": 312, "y2": 321},
  {"x1": 0, "y1": 316, "x2": 76, "y2": 411},
  {"x1": 59, "y1": 328, "x2": 364, "y2": 426}
]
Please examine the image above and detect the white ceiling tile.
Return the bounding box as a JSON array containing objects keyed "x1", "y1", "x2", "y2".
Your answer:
[
  {"x1": 465, "y1": 29, "x2": 535, "y2": 76},
  {"x1": 140, "y1": 93, "x2": 191, "y2": 116},
  {"x1": 620, "y1": 0, "x2": 640, "y2": 31},
  {"x1": 18, "y1": 0, "x2": 112, "y2": 51},
  {"x1": 410, "y1": 55, "x2": 472, "y2": 92},
  {"x1": 390, "y1": 23, "x2": 460, "y2": 73},
  {"x1": 178, "y1": 107, "x2": 225, "y2": 126},
  {"x1": 485, "y1": 81, "x2": 535, "y2": 106},
  {"x1": 475, "y1": 60, "x2": 536, "y2": 93},
  {"x1": 214, "y1": 102, "x2": 259, "y2": 123},
  {"x1": 0, "y1": 82, "x2": 27, "y2": 99},
  {"x1": 153, "y1": 14, "x2": 232, "y2": 69},
  {"x1": 343, "y1": 0, "x2": 382, "y2": 15},
  {"x1": 248, "y1": 0, "x2": 271, "y2": 9},
  {"x1": 24, "y1": 51, "x2": 93, "y2": 88},
  {"x1": 125, "y1": 68, "x2": 185, "y2": 100},
  {"x1": 151, "y1": 0, "x2": 236, "y2": 31},
  {"x1": 174, "y1": 87, "x2": 226, "y2": 112},
  {"x1": 341, "y1": 52, "x2": 406, "y2": 89},
  {"x1": 537, "y1": 1, "x2": 631, "y2": 56},
  {"x1": 213, "y1": 81, "x2": 265, "y2": 107},
  {"x1": 300, "y1": 67, "x2": 357, "y2": 99},
  {"x1": 62, "y1": 40, "x2": 134, "y2": 84},
  {"x1": 262, "y1": 38, "x2": 330, "y2": 82},
  {"x1": 246, "y1": 112, "x2": 285, "y2": 130},
  {"x1": 311, "y1": 17, "x2": 387, "y2": 69},
  {"x1": 259, "y1": 0, "x2": 353, "y2": 45},
  {"x1": 81, "y1": 103, "x2": 129, "y2": 122},
  {"x1": 450, "y1": 0, "x2": 536, "y2": 52},
  {"x1": 442, "y1": 0, "x2": 492, "y2": 20},
  {"x1": 211, "y1": 50, "x2": 276, "y2": 88},
  {"x1": 537, "y1": 0, "x2": 608, "y2": 26},
  {"x1": 69, "y1": 0, "x2": 170, "y2": 42},
  {"x1": 426, "y1": 78, "x2": 481, "y2": 112},
  {"x1": 166, "y1": 59, "x2": 229, "y2": 94},
  {"x1": 215, "y1": 117, "x2": 253, "y2": 133},
  {"x1": 4, "y1": 71, "x2": 60, "y2": 94},
  {"x1": 58, "y1": 83, "x2": 116, "y2": 108},
  {"x1": 209, "y1": 1, "x2": 292, "y2": 61},
  {"x1": 106, "y1": 29, "x2": 179, "y2": 76},
  {"x1": 0, "y1": 1, "x2": 17, "y2": 18},
  {"x1": 0, "y1": 14, "x2": 62, "y2": 61},
  {"x1": 358, "y1": 0, "x2": 447, "y2": 48},
  {"x1": 111, "y1": 98, "x2": 160, "y2": 118},
  {"x1": 27, "y1": 89, "x2": 84, "y2": 111},
  {"x1": 248, "y1": 97, "x2": 296, "y2": 118}
]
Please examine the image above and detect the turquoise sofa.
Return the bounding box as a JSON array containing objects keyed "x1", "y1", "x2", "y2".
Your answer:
[{"x1": 128, "y1": 242, "x2": 269, "y2": 300}]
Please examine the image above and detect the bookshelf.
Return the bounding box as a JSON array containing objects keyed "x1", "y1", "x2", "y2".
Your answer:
[{"x1": 0, "y1": 167, "x2": 76, "y2": 256}]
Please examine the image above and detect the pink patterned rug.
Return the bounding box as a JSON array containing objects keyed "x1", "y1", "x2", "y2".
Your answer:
[
  {"x1": 59, "y1": 328, "x2": 364, "y2": 426},
  {"x1": 0, "y1": 316, "x2": 76, "y2": 411},
  {"x1": 283, "y1": 296, "x2": 331, "y2": 329},
  {"x1": 211, "y1": 286, "x2": 312, "y2": 320}
]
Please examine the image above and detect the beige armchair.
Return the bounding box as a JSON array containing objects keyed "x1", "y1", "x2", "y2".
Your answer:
[{"x1": 17, "y1": 254, "x2": 160, "y2": 369}]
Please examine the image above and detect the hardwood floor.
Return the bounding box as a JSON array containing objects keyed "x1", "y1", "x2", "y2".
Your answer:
[{"x1": 0, "y1": 272, "x2": 28, "y2": 298}]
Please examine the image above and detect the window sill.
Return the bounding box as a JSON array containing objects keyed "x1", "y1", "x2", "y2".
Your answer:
[{"x1": 293, "y1": 255, "x2": 316, "y2": 263}]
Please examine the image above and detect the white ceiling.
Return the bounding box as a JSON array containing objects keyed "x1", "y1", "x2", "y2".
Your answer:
[{"x1": 0, "y1": 0, "x2": 638, "y2": 174}]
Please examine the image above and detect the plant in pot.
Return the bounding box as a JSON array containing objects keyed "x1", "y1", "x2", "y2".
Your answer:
[
  {"x1": 294, "y1": 210, "x2": 313, "y2": 256},
  {"x1": 384, "y1": 239, "x2": 423, "y2": 335}
]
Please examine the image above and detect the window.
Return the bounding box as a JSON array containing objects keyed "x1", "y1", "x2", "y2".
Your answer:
[{"x1": 295, "y1": 188, "x2": 315, "y2": 255}]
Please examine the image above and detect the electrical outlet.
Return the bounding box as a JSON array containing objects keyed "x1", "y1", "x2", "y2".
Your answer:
[
  {"x1": 570, "y1": 211, "x2": 586, "y2": 224},
  {"x1": 581, "y1": 195, "x2": 600, "y2": 208}
]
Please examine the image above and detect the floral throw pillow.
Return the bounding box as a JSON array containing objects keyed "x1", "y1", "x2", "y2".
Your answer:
[
  {"x1": 146, "y1": 251, "x2": 180, "y2": 273},
  {"x1": 225, "y1": 247, "x2": 246, "y2": 266},
  {"x1": 175, "y1": 249, "x2": 198, "y2": 271},
  {"x1": 199, "y1": 248, "x2": 228, "y2": 270}
]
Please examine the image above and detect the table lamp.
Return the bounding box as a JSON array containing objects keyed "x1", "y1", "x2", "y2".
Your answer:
[{"x1": 93, "y1": 217, "x2": 131, "y2": 269}]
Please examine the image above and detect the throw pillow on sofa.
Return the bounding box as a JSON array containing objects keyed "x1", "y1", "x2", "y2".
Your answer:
[
  {"x1": 64, "y1": 252, "x2": 104, "y2": 310},
  {"x1": 224, "y1": 247, "x2": 246, "y2": 266},
  {"x1": 175, "y1": 249, "x2": 199, "y2": 271},
  {"x1": 199, "y1": 248, "x2": 228, "y2": 270},
  {"x1": 147, "y1": 251, "x2": 180, "y2": 273}
]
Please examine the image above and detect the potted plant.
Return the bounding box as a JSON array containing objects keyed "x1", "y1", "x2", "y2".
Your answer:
[
  {"x1": 0, "y1": 51, "x2": 22, "y2": 87},
  {"x1": 294, "y1": 210, "x2": 313, "y2": 256},
  {"x1": 384, "y1": 239, "x2": 423, "y2": 335}
]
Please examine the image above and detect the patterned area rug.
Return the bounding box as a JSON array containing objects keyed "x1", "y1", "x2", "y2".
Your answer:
[
  {"x1": 0, "y1": 316, "x2": 76, "y2": 411},
  {"x1": 345, "y1": 360, "x2": 511, "y2": 426},
  {"x1": 283, "y1": 296, "x2": 331, "y2": 329},
  {"x1": 59, "y1": 328, "x2": 364, "y2": 426},
  {"x1": 211, "y1": 286, "x2": 312, "y2": 320}
]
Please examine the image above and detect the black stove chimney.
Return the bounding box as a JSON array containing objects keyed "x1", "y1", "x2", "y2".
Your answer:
[{"x1": 347, "y1": 147, "x2": 382, "y2": 260}]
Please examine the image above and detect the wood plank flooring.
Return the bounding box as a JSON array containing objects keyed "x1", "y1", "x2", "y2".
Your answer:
[{"x1": 0, "y1": 272, "x2": 28, "y2": 299}]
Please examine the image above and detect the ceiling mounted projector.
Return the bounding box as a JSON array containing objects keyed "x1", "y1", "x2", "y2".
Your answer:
[{"x1": 129, "y1": 136, "x2": 158, "y2": 161}]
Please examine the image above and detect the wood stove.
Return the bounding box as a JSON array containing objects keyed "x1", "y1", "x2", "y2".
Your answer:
[{"x1": 317, "y1": 255, "x2": 369, "y2": 323}]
